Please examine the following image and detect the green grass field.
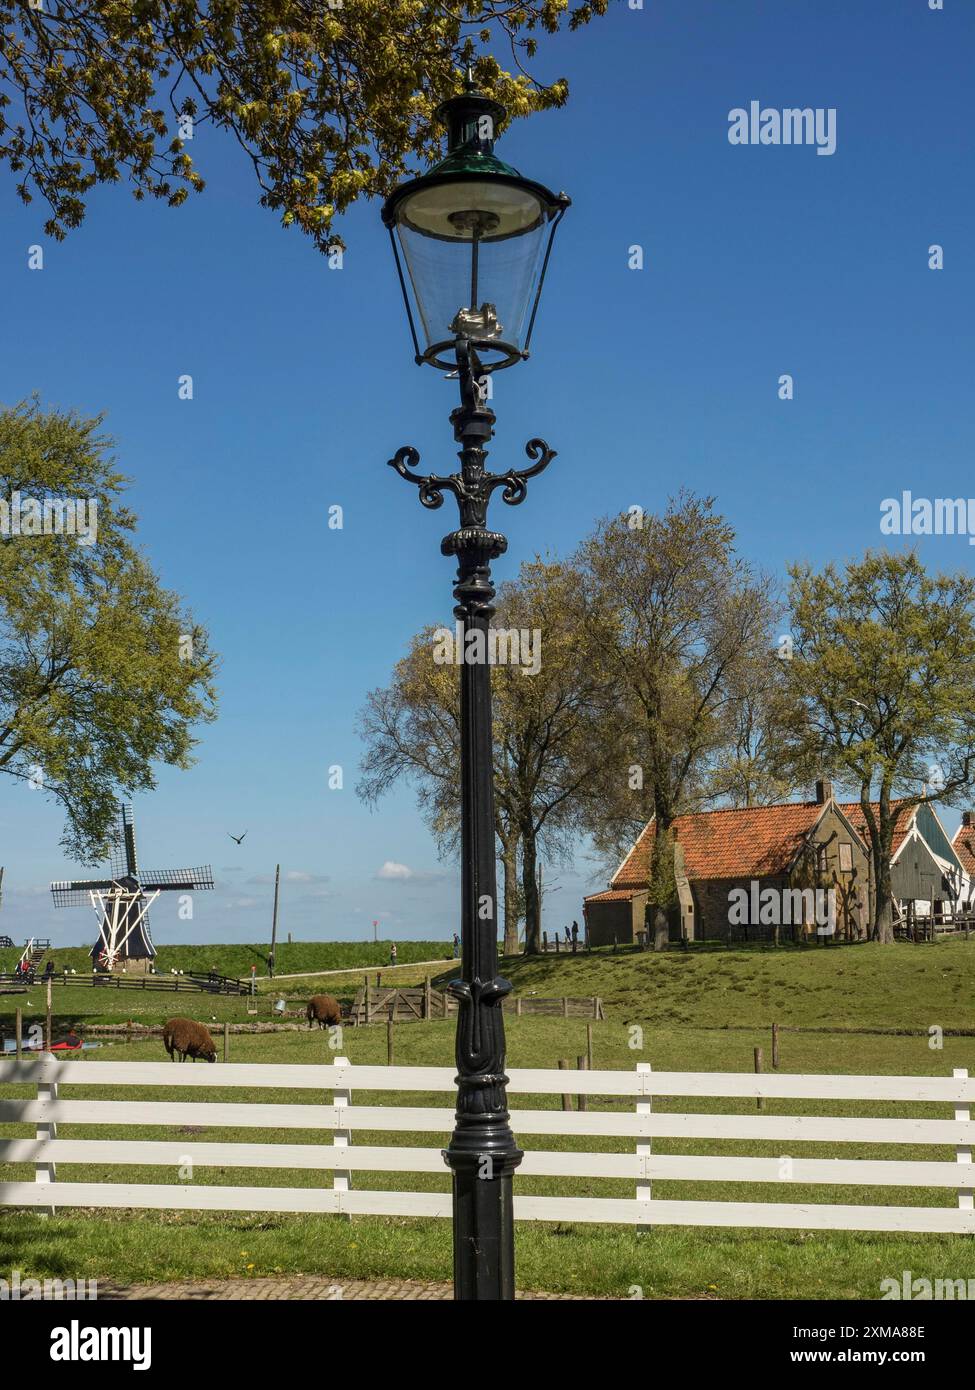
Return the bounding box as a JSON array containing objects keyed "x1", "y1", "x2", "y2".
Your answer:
[
  {"x1": 0, "y1": 939, "x2": 447, "y2": 980},
  {"x1": 2, "y1": 939, "x2": 974, "y2": 1299}
]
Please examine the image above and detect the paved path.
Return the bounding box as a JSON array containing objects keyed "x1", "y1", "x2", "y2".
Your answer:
[
  {"x1": 97, "y1": 1276, "x2": 593, "y2": 1301},
  {"x1": 269, "y1": 959, "x2": 454, "y2": 981}
]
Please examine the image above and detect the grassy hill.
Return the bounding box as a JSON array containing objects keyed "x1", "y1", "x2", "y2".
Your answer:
[
  {"x1": 492, "y1": 937, "x2": 975, "y2": 1033},
  {"x1": 0, "y1": 939, "x2": 448, "y2": 979}
]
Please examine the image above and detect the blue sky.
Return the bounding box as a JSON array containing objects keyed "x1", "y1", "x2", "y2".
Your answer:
[{"x1": 0, "y1": 0, "x2": 972, "y2": 947}]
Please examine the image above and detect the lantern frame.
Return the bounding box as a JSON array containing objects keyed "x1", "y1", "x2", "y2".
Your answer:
[{"x1": 382, "y1": 85, "x2": 569, "y2": 373}]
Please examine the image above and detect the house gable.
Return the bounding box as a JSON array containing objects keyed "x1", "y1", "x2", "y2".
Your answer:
[{"x1": 913, "y1": 802, "x2": 963, "y2": 873}]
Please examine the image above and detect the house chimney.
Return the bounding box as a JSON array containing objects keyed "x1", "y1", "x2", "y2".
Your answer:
[{"x1": 815, "y1": 779, "x2": 833, "y2": 805}]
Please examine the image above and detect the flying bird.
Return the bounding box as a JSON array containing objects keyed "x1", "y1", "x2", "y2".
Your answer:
[{"x1": 228, "y1": 831, "x2": 248, "y2": 845}]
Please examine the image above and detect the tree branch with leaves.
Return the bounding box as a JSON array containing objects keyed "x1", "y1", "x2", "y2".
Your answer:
[{"x1": 0, "y1": 398, "x2": 217, "y2": 860}]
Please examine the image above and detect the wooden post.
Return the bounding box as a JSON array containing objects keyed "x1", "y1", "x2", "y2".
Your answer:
[
  {"x1": 771, "y1": 1022, "x2": 780, "y2": 1070},
  {"x1": 269, "y1": 862, "x2": 280, "y2": 974},
  {"x1": 223, "y1": 1021, "x2": 229, "y2": 1063},
  {"x1": 15, "y1": 1007, "x2": 22, "y2": 1060},
  {"x1": 36, "y1": 1052, "x2": 57, "y2": 1217},
  {"x1": 587, "y1": 1021, "x2": 594, "y2": 1071},
  {"x1": 387, "y1": 1016, "x2": 394, "y2": 1066},
  {"x1": 577, "y1": 1055, "x2": 588, "y2": 1112},
  {"x1": 516, "y1": 996, "x2": 523, "y2": 1017},
  {"x1": 954, "y1": 1067, "x2": 972, "y2": 1216},
  {"x1": 45, "y1": 975, "x2": 52, "y2": 1051},
  {"x1": 424, "y1": 975, "x2": 432, "y2": 1020},
  {"x1": 636, "y1": 1061, "x2": 652, "y2": 1233},
  {"x1": 542, "y1": 931, "x2": 548, "y2": 953},
  {"x1": 754, "y1": 1046, "x2": 765, "y2": 1110},
  {"x1": 562, "y1": 996, "x2": 569, "y2": 1019},
  {"x1": 333, "y1": 1055, "x2": 352, "y2": 1215},
  {"x1": 558, "y1": 1058, "x2": 572, "y2": 1112}
]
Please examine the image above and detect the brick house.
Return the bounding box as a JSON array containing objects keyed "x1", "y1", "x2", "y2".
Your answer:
[
  {"x1": 584, "y1": 781, "x2": 872, "y2": 946},
  {"x1": 584, "y1": 786, "x2": 967, "y2": 945},
  {"x1": 582, "y1": 779, "x2": 975, "y2": 947}
]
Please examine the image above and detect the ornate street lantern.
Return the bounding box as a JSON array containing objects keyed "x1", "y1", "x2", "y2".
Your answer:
[
  {"x1": 383, "y1": 80, "x2": 569, "y2": 373},
  {"x1": 383, "y1": 75, "x2": 569, "y2": 1303}
]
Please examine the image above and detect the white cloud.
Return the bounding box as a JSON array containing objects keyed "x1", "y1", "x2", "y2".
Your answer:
[
  {"x1": 376, "y1": 860, "x2": 414, "y2": 880},
  {"x1": 374, "y1": 861, "x2": 447, "y2": 885}
]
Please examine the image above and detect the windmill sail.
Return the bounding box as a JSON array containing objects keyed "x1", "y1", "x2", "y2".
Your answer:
[{"x1": 50, "y1": 800, "x2": 213, "y2": 969}]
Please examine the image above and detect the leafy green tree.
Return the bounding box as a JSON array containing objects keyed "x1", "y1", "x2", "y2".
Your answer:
[
  {"x1": 0, "y1": 399, "x2": 217, "y2": 859},
  {"x1": 357, "y1": 558, "x2": 609, "y2": 955},
  {"x1": 575, "y1": 494, "x2": 779, "y2": 950},
  {"x1": 705, "y1": 652, "x2": 796, "y2": 809},
  {"x1": 784, "y1": 550, "x2": 975, "y2": 943},
  {"x1": 491, "y1": 559, "x2": 610, "y2": 955},
  {"x1": 1, "y1": 1, "x2": 605, "y2": 245},
  {"x1": 355, "y1": 624, "x2": 526, "y2": 952}
]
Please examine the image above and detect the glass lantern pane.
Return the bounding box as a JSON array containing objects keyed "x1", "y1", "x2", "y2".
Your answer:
[{"x1": 394, "y1": 212, "x2": 548, "y2": 356}]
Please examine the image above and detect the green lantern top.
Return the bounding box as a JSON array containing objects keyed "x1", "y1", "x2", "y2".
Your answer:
[{"x1": 383, "y1": 77, "x2": 569, "y2": 372}]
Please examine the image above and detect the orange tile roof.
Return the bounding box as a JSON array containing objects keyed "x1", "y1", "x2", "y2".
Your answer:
[
  {"x1": 610, "y1": 799, "x2": 904, "y2": 888},
  {"x1": 613, "y1": 803, "x2": 830, "y2": 887},
  {"x1": 837, "y1": 803, "x2": 914, "y2": 858},
  {"x1": 951, "y1": 825, "x2": 975, "y2": 876},
  {"x1": 583, "y1": 888, "x2": 645, "y2": 904}
]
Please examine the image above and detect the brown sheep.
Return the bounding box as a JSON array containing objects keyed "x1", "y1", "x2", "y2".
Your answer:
[
  {"x1": 163, "y1": 1017, "x2": 217, "y2": 1063},
  {"x1": 306, "y1": 994, "x2": 341, "y2": 1029}
]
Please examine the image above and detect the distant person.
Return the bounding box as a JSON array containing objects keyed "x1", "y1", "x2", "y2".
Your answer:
[
  {"x1": 389, "y1": 943, "x2": 398, "y2": 967},
  {"x1": 452, "y1": 933, "x2": 460, "y2": 958},
  {"x1": 267, "y1": 951, "x2": 275, "y2": 980},
  {"x1": 44, "y1": 960, "x2": 55, "y2": 978},
  {"x1": 571, "y1": 921, "x2": 579, "y2": 942}
]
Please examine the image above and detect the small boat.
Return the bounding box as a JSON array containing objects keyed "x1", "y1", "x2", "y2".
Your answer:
[{"x1": 1, "y1": 1033, "x2": 97, "y2": 1054}]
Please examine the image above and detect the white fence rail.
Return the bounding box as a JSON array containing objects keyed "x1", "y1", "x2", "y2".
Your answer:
[{"x1": 0, "y1": 1057, "x2": 972, "y2": 1233}]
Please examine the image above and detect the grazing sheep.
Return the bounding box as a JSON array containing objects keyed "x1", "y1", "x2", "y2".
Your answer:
[
  {"x1": 163, "y1": 1017, "x2": 217, "y2": 1063},
  {"x1": 306, "y1": 994, "x2": 341, "y2": 1029}
]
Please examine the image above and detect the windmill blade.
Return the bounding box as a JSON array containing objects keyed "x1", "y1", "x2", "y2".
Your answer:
[
  {"x1": 140, "y1": 866, "x2": 214, "y2": 891},
  {"x1": 52, "y1": 878, "x2": 120, "y2": 908},
  {"x1": 121, "y1": 803, "x2": 139, "y2": 877},
  {"x1": 108, "y1": 804, "x2": 129, "y2": 880}
]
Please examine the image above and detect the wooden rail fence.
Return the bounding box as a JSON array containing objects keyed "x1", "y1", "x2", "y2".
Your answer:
[
  {"x1": 349, "y1": 985, "x2": 603, "y2": 1025},
  {"x1": 0, "y1": 1058, "x2": 972, "y2": 1233},
  {"x1": 0, "y1": 971, "x2": 250, "y2": 995}
]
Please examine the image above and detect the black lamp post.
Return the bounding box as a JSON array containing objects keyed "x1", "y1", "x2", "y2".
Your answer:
[{"x1": 383, "y1": 76, "x2": 568, "y2": 1301}]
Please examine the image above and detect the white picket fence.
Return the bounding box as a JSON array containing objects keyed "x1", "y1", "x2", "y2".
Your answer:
[{"x1": 0, "y1": 1056, "x2": 972, "y2": 1232}]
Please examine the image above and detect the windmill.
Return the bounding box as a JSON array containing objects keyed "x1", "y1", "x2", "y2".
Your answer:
[{"x1": 51, "y1": 803, "x2": 213, "y2": 971}]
